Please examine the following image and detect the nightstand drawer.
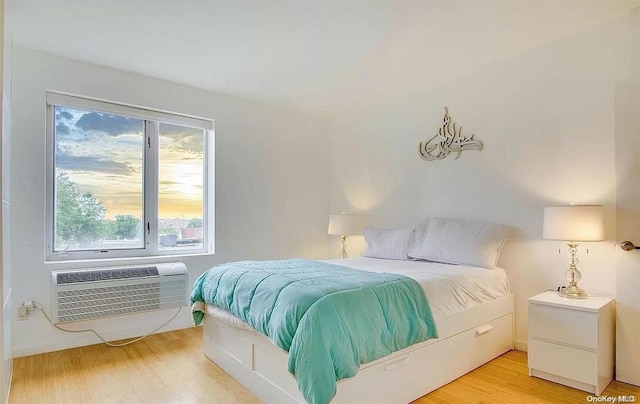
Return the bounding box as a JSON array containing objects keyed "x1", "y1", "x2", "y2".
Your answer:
[
  {"x1": 528, "y1": 339, "x2": 597, "y2": 385},
  {"x1": 529, "y1": 304, "x2": 597, "y2": 349}
]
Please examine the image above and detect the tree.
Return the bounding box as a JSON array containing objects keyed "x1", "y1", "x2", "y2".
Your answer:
[
  {"x1": 56, "y1": 170, "x2": 107, "y2": 246},
  {"x1": 159, "y1": 225, "x2": 178, "y2": 235},
  {"x1": 110, "y1": 215, "x2": 140, "y2": 239},
  {"x1": 187, "y1": 218, "x2": 203, "y2": 228}
]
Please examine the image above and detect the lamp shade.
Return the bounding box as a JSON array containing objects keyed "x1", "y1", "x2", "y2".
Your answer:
[
  {"x1": 328, "y1": 214, "x2": 363, "y2": 236},
  {"x1": 543, "y1": 205, "x2": 604, "y2": 241}
]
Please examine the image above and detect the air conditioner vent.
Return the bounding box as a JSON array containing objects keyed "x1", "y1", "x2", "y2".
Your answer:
[
  {"x1": 51, "y1": 262, "x2": 187, "y2": 323},
  {"x1": 56, "y1": 266, "x2": 160, "y2": 285}
]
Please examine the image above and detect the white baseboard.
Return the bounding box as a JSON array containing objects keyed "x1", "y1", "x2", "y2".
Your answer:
[
  {"x1": 514, "y1": 339, "x2": 528, "y2": 352},
  {"x1": 4, "y1": 365, "x2": 11, "y2": 404},
  {"x1": 3, "y1": 287, "x2": 12, "y2": 404},
  {"x1": 13, "y1": 309, "x2": 193, "y2": 357}
]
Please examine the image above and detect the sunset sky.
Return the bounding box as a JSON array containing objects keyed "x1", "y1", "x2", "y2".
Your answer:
[{"x1": 55, "y1": 107, "x2": 204, "y2": 220}]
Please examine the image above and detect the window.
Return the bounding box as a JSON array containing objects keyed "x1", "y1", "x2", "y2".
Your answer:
[{"x1": 46, "y1": 92, "x2": 214, "y2": 260}]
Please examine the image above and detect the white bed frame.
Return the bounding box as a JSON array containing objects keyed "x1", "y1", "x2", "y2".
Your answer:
[{"x1": 202, "y1": 294, "x2": 514, "y2": 403}]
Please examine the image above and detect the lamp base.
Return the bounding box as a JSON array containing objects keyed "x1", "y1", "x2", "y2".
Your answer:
[
  {"x1": 339, "y1": 235, "x2": 348, "y2": 259},
  {"x1": 559, "y1": 242, "x2": 588, "y2": 299},
  {"x1": 559, "y1": 285, "x2": 588, "y2": 299}
]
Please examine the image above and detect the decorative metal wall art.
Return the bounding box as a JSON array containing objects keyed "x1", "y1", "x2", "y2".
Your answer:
[{"x1": 419, "y1": 107, "x2": 483, "y2": 161}]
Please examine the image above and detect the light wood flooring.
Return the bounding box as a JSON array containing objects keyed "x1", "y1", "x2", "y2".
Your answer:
[{"x1": 9, "y1": 327, "x2": 640, "y2": 404}]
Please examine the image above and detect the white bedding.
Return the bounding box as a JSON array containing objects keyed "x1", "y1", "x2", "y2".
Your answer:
[
  {"x1": 204, "y1": 257, "x2": 510, "y2": 327},
  {"x1": 320, "y1": 257, "x2": 510, "y2": 318}
]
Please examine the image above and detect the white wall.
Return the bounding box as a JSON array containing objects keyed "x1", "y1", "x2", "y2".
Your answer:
[
  {"x1": 328, "y1": 19, "x2": 628, "y2": 349},
  {"x1": 1, "y1": 0, "x2": 10, "y2": 398},
  {"x1": 10, "y1": 46, "x2": 332, "y2": 356}
]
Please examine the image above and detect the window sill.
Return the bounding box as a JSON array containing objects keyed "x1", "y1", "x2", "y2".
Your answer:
[{"x1": 44, "y1": 252, "x2": 215, "y2": 270}]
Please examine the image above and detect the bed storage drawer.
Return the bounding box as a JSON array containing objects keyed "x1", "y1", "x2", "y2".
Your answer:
[
  {"x1": 208, "y1": 319, "x2": 253, "y2": 368},
  {"x1": 334, "y1": 339, "x2": 445, "y2": 404},
  {"x1": 445, "y1": 313, "x2": 513, "y2": 382},
  {"x1": 252, "y1": 342, "x2": 303, "y2": 402}
]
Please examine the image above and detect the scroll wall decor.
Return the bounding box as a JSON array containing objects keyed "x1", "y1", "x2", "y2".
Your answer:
[{"x1": 419, "y1": 107, "x2": 483, "y2": 161}]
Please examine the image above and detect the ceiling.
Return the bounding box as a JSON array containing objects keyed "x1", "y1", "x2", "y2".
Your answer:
[{"x1": 8, "y1": 0, "x2": 640, "y2": 114}]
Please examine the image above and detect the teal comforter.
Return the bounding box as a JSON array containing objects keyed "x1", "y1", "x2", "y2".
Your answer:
[{"x1": 190, "y1": 258, "x2": 437, "y2": 404}]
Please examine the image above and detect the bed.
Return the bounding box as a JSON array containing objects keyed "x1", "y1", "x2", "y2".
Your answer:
[{"x1": 196, "y1": 257, "x2": 513, "y2": 403}]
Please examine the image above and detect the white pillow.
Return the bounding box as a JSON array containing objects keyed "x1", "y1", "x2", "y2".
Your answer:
[
  {"x1": 407, "y1": 218, "x2": 430, "y2": 257},
  {"x1": 362, "y1": 226, "x2": 415, "y2": 260},
  {"x1": 407, "y1": 217, "x2": 508, "y2": 269}
]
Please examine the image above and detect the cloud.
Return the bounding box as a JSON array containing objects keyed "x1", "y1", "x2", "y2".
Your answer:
[
  {"x1": 56, "y1": 110, "x2": 73, "y2": 120},
  {"x1": 56, "y1": 123, "x2": 70, "y2": 135},
  {"x1": 159, "y1": 123, "x2": 202, "y2": 136},
  {"x1": 56, "y1": 151, "x2": 135, "y2": 175},
  {"x1": 174, "y1": 135, "x2": 204, "y2": 154},
  {"x1": 76, "y1": 112, "x2": 143, "y2": 136},
  {"x1": 160, "y1": 123, "x2": 204, "y2": 154}
]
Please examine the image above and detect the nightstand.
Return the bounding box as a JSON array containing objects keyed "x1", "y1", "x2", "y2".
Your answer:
[{"x1": 528, "y1": 291, "x2": 614, "y2": 395}]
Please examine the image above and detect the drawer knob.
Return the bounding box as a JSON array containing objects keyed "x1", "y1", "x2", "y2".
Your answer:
[{"x1": 475, "y1": 325, "x2": 493, "y2": 336}]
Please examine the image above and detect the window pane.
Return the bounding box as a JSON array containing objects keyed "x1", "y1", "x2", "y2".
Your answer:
[
  {"x1": 158, "y1": 123, "x2": 205, "y2": 250},
  {"x1": 54, "y1": 106, "x2": 145, "y2": 251}
]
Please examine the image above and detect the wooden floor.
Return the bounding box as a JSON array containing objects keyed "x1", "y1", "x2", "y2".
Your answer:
[{"x1": 9, "y1": 327, "x2": 640, "y2": 404}]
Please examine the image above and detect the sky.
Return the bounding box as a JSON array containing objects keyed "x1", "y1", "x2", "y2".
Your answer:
[{"x1": 55, "y1": 106, "x2": 204, "y2": 220}]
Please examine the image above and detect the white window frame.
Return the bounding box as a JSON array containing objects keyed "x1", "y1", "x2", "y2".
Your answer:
[{"x1": 45, "y1": 91, "x2": 215, "y2": 261}]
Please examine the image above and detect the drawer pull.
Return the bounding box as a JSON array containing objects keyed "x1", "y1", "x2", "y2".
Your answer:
[
  {"x1": 475, "y1": 325, "x2": 493, "y2": 336},
  {"x1": 384, "y1": 357, "x2": 410, "y2": 371}
]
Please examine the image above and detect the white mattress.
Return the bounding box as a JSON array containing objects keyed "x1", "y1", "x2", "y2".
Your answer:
[
  {"x1": 320, "y1": 257, "x2": 510, "y2": 318},
  {"x1": 204, "y1": 257, "x2": 510, "y2": 327}
]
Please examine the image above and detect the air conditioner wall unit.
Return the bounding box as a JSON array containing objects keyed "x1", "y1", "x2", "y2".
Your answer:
[{"x1": 50, "y1": 262, "x2": 188, "y2": 324}]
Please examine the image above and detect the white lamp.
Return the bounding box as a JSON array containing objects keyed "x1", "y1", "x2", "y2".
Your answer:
[
  {"x1": 328, "y1": 214, "x2": 363, "y2": 258},
  {"x1": 543, "y1": 205, "x2": 604, "y2": 299}
]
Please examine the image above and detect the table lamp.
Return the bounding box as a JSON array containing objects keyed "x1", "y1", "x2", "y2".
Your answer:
[
  {"x1": 543, "y1": 205, "x2": 604, "y2": 299},
  {"x1": 328, "y1": 213, "x2": 363, "y2": 258}
]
